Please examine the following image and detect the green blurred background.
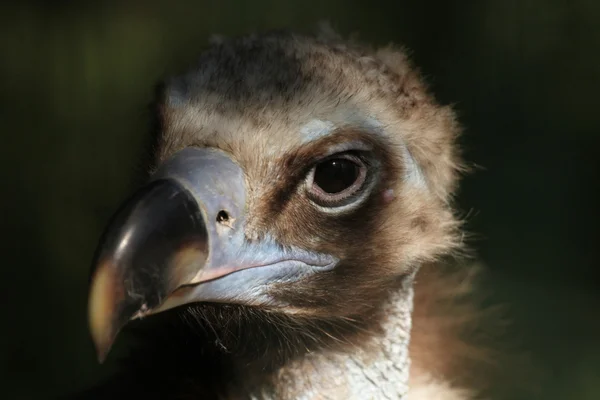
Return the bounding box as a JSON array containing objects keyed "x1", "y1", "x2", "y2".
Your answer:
[{"x1": 1, "y1": 0, "x2": 598, "y2": 399}]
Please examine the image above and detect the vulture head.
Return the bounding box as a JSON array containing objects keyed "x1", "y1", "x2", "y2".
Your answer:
[{"x1": 87, "y1": 30, "x2": 475, "y2": 400}]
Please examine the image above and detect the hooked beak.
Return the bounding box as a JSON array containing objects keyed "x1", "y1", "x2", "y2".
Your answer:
[{"x1": 88, "y1": 148, "x2": 336, "y2": 362}]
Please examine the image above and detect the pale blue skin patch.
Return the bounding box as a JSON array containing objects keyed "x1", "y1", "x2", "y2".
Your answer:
[
  {"x1": 401, "y1": 145, "x2": 427, "y2": 188},
  {"x1": 299, "y1": 114, "x2": 385, "y2": 144},
  {"x1": 299, "y1": 119, "x2": 336, "y2": 143}
]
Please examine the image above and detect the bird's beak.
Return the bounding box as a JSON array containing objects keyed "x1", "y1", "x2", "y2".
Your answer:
[{"x1": 88, "y1": 148, "x2": 335, "y2": 362}]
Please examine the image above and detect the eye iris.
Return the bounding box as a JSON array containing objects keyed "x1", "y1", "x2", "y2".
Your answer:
[{"x1": 314, "y1": 159, "x2": 360, "y2": 194}]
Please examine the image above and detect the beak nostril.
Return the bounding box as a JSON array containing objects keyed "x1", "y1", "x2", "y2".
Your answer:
[{"x1": 216, "y1": 210, "x2": 230, "y2": 224}]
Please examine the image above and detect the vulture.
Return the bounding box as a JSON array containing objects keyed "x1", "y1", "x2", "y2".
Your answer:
[{"x1": 80, "y1": 29, "x2": 493, "y2": 400}]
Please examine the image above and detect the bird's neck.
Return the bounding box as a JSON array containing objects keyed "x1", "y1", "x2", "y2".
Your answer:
[{"x1": 253, "y1": 274, "x2": 415, "y2": 400}]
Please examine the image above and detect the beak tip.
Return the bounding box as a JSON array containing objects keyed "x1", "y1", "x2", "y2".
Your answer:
[
  {"x1": 88, "y1": 262, "x2": 120, "y2": 364},
  {"x1": 94, "y1": 342, "x2": 110, "y2": 364}
]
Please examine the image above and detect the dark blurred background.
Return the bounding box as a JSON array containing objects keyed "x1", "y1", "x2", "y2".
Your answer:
[{"x1": 1, "y1": 0, "x2": 598, "y2": 399}]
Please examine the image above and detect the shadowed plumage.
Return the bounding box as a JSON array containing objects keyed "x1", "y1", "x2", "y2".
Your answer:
[{"x1": 77, "y1": 29, "x2": 497, "y2": 400}]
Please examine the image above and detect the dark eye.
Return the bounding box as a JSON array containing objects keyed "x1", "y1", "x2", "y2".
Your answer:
[
  {"x1": 314, "y1": 159, "x2": 360, "y2": 193},
  {"x1": 306, "y1": 154, "x2": 367, "y2": 207}
]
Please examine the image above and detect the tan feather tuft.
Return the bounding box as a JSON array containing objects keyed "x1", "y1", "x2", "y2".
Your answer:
[{"x1": 409, "y1": 262, "x2": 503, "y2": 398}]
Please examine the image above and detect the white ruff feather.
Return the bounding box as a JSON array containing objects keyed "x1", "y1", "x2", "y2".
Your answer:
[{"x1": 252, "y1": 275, "x2": 414, "y2": 400}]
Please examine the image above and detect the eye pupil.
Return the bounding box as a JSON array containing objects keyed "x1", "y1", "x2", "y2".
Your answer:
[{"x1": 314, "y1": 159, "x2": 360, "y2": 194}]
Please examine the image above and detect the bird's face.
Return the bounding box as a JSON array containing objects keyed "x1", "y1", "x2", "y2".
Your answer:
[{"x1": 88, "y1": 33, "x2": 462, "y2": 362}]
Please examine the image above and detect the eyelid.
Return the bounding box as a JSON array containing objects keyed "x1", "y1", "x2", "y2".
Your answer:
[
  {"x1": 305, "y1": 154, "x2": 371, "y2": 209},
  {"x1": 320, "y1": 152, "x2": 365, "y2": 165}
]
